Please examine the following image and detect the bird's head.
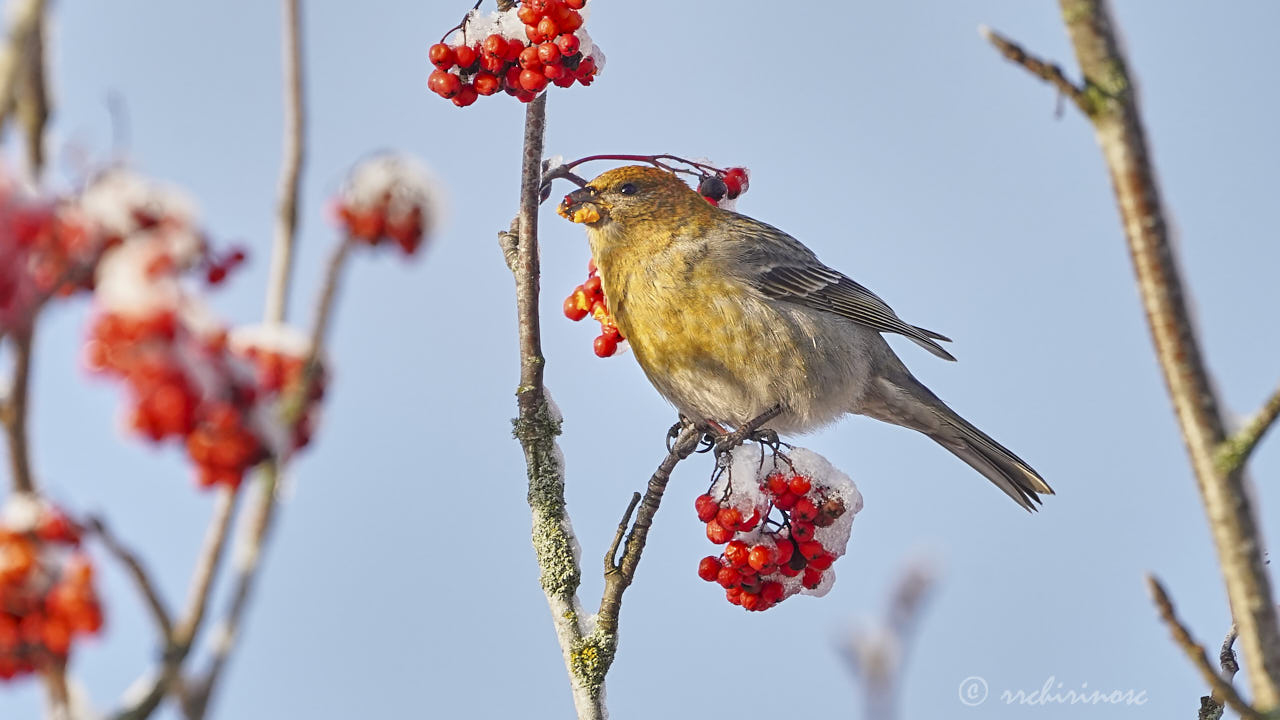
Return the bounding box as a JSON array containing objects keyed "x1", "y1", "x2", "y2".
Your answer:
[{"x1": 557, "y1": 165, "x2": 712, "y2": 233}]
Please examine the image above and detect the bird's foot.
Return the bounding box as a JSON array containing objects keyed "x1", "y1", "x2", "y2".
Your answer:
[{"x1": 710, "y1": 406, "x2": 786, "y2": 467}]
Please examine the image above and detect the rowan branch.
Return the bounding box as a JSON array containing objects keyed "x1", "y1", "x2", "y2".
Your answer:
[
  {"x1": 262, "y1": 0, "x2": 306, "y2": 325},
  {"x1": 988, "y1": 0, "x2": 1280, "y2": 707},
  {"x1": 1147, "y1": 576, "x2": 1262, "y2": 720},
  {"x1": 0, "y1": 0, "x2": 44, "y2": 133}
]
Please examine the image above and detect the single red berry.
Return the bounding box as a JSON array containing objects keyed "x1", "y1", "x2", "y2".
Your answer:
[
  {"x1": 505, "y1": 38, "x2": 527, "y2": 61},
  {"x1": 543, "y1": 63, "x2": 566, "y2": 80},
  {"x1": 789, "y1": 474, "x2": 811, "y2": 495},
  {"x1": 555, "y1": 33, "x2": 580, "y2": 56},
  {"x1": 808, "y1": 552, "x2": 834, "y2": 571},
  {"x1": 454, "y1": 45, "x2": 479, "y2": 70},
  {"x1": 582, "y1": 275, "x2": 602, "y2": 296},
  {"x1": 738, "y1": 509, "x2": 760, "y2": 532},
  {"x1": 705, "y1": 520, "x2": 733, "y2": 544},
  {"x1": 698, "y1": 556, "x2": 721, "y2": 582},
  {"x1": 766, "y1": 473, "x2": 789, "y2": 495},
  {"x1": 761, "y1": 580, "x2": 785, "y2": 604},
  {"x1": 479, "y1": 53, "x2": 506, "y2": 73},
  {"x1": 206, "y1": 264, "x2": 227, "y2": 284},
  {"x1": 537, "y1": 42, "x2": 562, "y2": 65},
  {"x1": 725, "y1": 587, "x2": 743, "y2": 605},
  {"x1": 592, "y1": 334, "x2": 617, "y2": 357},
  {"x1": 774, "y1": 539, "x2": 795, "y2": 565},
  {"x1": 791, "y1": 521, "x2": 815, "y2": 542},
  {"x1": 716, "y1": 506, "x2": 742, "y2": 530},
  {"x1": 576, "y1": 56, "x2": 596, "y2": 78},
  {"x1": 429, "y1": 43, "x2": 456, "y2": 70},
  {"x1": 723, "y1": 167, "x2": 750, "y2": 199},
  {"x1": 474, "y1": 72, "x2": 501, "y2": 96},
  {"x1": 552, "y1": 73, "x2": 576, "y2": 88},
  {"x1": 564, "y1": 0, "x2": 585, "y2": 9},
  {"x1": 505, "y1": 65, "x2": 525, "y2": 89},
  {"x1": 519, "y1": 68, "x2": 549, "y2": 92},
  {"x1": 537, "y1": 17, "x2": 559, "y2": 39},
  {"x1": 799, "y1": 540, "x2": 824, "y2": 561},
  {"x1": 517, "y1": 4, "x2": 540, "y2": 24},
  {"x1": 483, "y1": 34, "x2": 507, "y2": 57},
  {"x1": 777, "y1": 563, "x2": 801, "y2": 577},
  {"x1": 428, "y1": 69, "x2": 461, "y2": 98},
  {"x1": 747, "y1": 545, "x2": 775, "y2": 572},
  {"x1": 793, "y1": 497, "x2": 819, "y2": 523},
  {"x1": 564, "y1": 295, "x2": 588, "y2": 321},
  {"x1": 802, "y1": 567, "x2": 824, "y2": 590},
  {"x1": 694, "y1": 494, "x2": 719, "y2": 523},
  {"x1": 529, "y1": 0, "x2": 554, "y2": 14},
  {"x1": 740, "y1": 592, "x2": 763, "y2": 611},
  {"x1": 519, "y1": 45, "x2": 543, "y2": 70},
  {"x1": 558, "y1": 9, "x2": 583, "y2": 32},
  {"x1": 716, "y1": 567, "x2": 741, "y2": 589},
  {"x1": 724, "y1": 540, "x2": 749, "y2": 568},
  {"x1": 774, "y1": 492, "x2": 799, "y2": 511},
  {"x1": 452, "y1": 84, "x2": 478, "y2": 107}
]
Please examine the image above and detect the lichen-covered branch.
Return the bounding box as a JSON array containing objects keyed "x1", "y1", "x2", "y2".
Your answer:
[
  {"x1": 503, "y1": 93, "x2": 603, "y2": 720},
  {"x1": 1147, "y1": 576, "x2": 1262, "y2": 720},
  {"x1": 986, "y1": 0, "x2": 1280, "y2": 707},
  {"x1": 1217, "y1": 383, "x2": 1280, "y2": 475}
]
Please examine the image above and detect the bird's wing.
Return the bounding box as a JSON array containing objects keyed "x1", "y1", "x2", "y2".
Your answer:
[{"x1": 722, "y1": 215, "x2": 956, "y2": 361}]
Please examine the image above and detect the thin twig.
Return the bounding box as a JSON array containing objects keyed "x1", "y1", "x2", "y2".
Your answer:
[
  {"x1": 1222, "y1": 625, "x2": 1241, "y2": 681},
  {"x1": 1147, "y1": 576, "x2": 1263, "y2": 720},
  {"x1": 604, "y1": 493, "x2": 641, "y2": 571},
  {"x1": 2, "y1": 326, "x2": 36, "y2": 493},
  {"x1": 86, "y1": 516, "x2": 174, "y2": 640},
  {"x1": 110, "y1": 488, "x2": 238, "y2": 720},
  {"x1": 1217, "y1": 384, "x2": 1280, "y2": 475},
  {"x1": 262, "y1": 0, "x2": 306, "y2": 325},
  {"x1": 979, "y1": 24, "x2": 1089, "y2": 115},
  {"x1": 14, "y1": 1, "x2": 48, "y2": 175},
  {"x1": 181, "y1": 465, "x2": 280, "y2": 720}
]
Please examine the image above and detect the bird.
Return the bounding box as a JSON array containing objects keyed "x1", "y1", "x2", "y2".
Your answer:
[{"x1": 557, "y1": 165, "x2": 1053, "y2": 510}]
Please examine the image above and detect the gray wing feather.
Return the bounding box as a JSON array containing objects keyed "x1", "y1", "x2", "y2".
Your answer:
[{"x1": 721, "y1": 214, "x2": 956, "y2": 361}]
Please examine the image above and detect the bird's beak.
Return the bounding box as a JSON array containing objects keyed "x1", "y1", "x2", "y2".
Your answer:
[{"x1": 557, "y1": 186, "x2": 605, "y2": 225}]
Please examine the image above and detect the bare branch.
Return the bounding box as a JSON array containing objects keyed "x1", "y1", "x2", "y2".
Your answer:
[
  {"x1": 1217, "y1": 384, "x2": 1280, "y2": 475},
  {"x1": 110, "y1": 488, "x2": 239, "y2": 720},
  {"x1": 979, "y1": 24, "x2": 1088, "y2": 115},
  {"x1": 1222, "y1": 626, "x2": 1241, "y2": 681},
  {"x1": 262, "y1": 0, "x2": 306, "y2": 325},
  {"x1": 0, "y1": 0, "x2": 44, "y2": 133},
  {"x1": 86, "y1": 516, "x2": 174, "y2": 640},
  {"x1": 604, "y1": 493, "x2": 641, "y2": 572},
  {"x1": 985, "y1": 0, "x2": 1280, "y2": 706},
  {"x1": 1147, "y1": 576, "x2": 1263, "y2": 720},
  {"x1": 2, "y1": 327, "x2": 36, "y2": 493}
]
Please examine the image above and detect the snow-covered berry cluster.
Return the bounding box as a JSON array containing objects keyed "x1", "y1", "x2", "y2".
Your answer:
[
  {"x1": 695, "y1": 445, "x2": 862, "y2": 611},
  {"x1": 0, "y1": 496, "x2": 102, "y2": 680},
  {"x1": 429, "y1": 1, "x2": 603, "y2": 106},
  {"x1": 0, "y1": 171, "x2": 102, "y2": 334},
  {"x1": 562, "y1": 257, "x2": 624, "y2": 357},
  {"x1": 335, "y1": 154, "x2": 439, "y2": 256},
  {"x1": 81, "y1": 171, "x2": 322, "y2": 489},
  {"x1": 697, "y1": 167, "x2": 749, "y2": 211}
]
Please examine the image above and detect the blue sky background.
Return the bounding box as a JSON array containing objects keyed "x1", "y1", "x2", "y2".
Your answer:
[{"x1": 2, "y1": 1, "x2": 1279, "y2": 718}]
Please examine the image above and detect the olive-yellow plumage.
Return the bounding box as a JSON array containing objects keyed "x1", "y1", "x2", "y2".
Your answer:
[{"x1": 558, "y1": 165, "x2": 1053, "y2": 510}]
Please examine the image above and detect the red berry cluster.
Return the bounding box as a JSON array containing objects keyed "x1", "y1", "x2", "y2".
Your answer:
[
  {"x1": 696, "y1": 167, "x2": 750, "y2": 208},
  {"x1": 695, "y1": 462, "x2": 851, "y2": 612},
  {"x1": 428, "y1": 0, "x2": 600, "y2": 106},
  {"x1": 562, "y1": 257, "x2": 623, "y2": 357},
  {"x1": 0, "y1": 175, "x2": 102, "y2": 333},
  {"x1": 87, "y1": 312, "x2": 325, "y2": 488},
  {"x1": 0, "y1": 500, "x2": 103, "y2": 680},
  {"x1": 335, "y1": 154, "x2": 437, "y2": 256}
]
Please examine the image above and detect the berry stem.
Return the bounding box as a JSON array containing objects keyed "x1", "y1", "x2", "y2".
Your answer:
[{"x1": 1, "y1": 326, "x2": 36, "y2": 495}]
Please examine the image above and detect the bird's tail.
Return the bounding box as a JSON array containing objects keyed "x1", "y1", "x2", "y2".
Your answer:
[{"x1": 862, "y1": 374, "x2": 1054, "y2": 511}]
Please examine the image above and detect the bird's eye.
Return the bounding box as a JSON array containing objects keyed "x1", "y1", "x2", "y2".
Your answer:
[{"x1": 619, "y1": 183, "x2": 637, "y2": 196}]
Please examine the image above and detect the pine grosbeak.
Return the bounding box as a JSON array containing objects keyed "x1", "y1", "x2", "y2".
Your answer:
[{"x1": 558, "y1": 165, "x2": 1053, "y2": 510}]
